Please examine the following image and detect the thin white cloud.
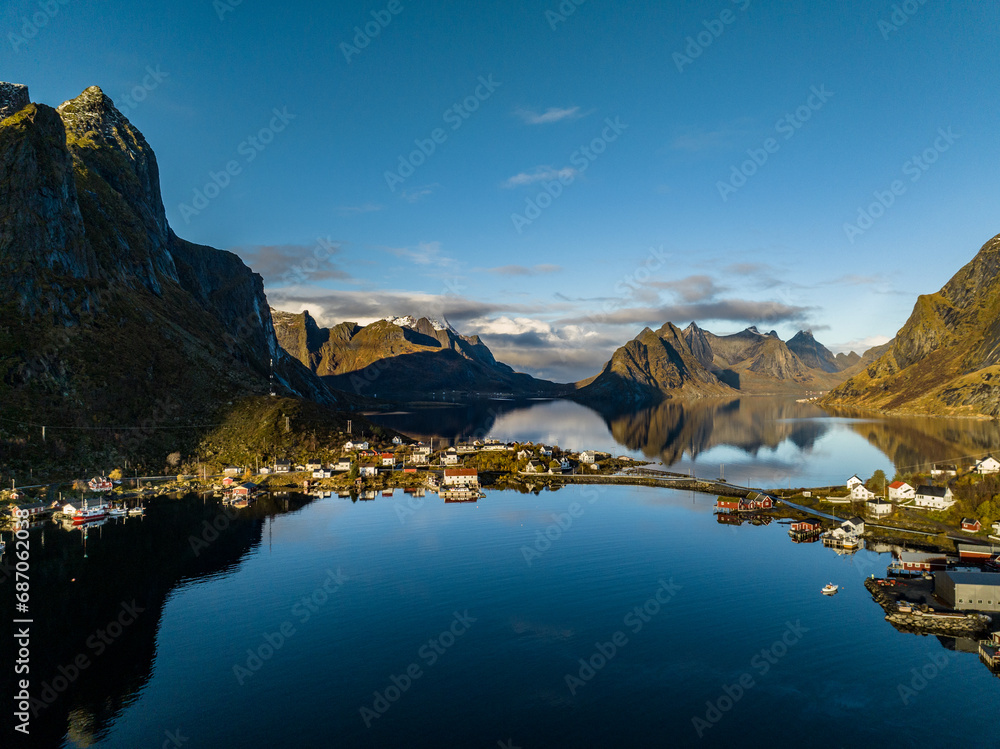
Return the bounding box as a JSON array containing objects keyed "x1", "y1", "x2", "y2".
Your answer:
[
  {"x1": 502, "y1": 167, "x2": 578, "y2": 188},
  {"x1": 385, "y1": 241, "x2": 456, "y2": 268},
  {"x1": 401, "y1": 183, "x2": 440, "y2": 203},
  {"x1": 488, "y1": 264, "x2": 562, "y2": 276},
  {"x1": 516, "y1": 106, "x2": 581, "y2": 125}
]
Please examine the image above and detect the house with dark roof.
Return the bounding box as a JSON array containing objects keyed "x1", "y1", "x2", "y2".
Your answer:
[{"x1": 914, "y1": 485, "x2": 955, "y2": 510}]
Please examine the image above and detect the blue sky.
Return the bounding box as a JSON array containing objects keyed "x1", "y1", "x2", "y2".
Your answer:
[{"x1": 4, "y1": 0, "x2": 999, "y2": 381}]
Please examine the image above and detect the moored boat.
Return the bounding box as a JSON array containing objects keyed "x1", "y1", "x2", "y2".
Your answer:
[
  {"x1": 822, "y1": 583, "x2": 839, "y2": 595},
  {"x1": 72, "y1": 501, "x2": 107, "y2": 524}
]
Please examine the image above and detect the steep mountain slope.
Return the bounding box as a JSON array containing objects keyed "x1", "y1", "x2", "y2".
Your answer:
[
  {"x1": 787, "y1": 330, "x2": 841, "y2": 373},
  {"x1": 573, "y1": 323, "x2": 734, "y2": 403},
  {"x1": 0, "y1": 83, "x2": 356, "y2": 471},
  {"x1": 823, "y1": 232, "x2": 1000, "y2": 416},
  {"x1": 272, "y1": 310, "x2": 562, "y2": 397}
]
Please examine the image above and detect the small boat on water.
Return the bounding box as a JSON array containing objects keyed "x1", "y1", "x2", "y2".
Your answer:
[
  {"x1": 822, "y1": 583, "x2": 839, "y2": 595},
  {"x1": 128, "y1": 506, "x2": 145, "y2": 516},
  {"x1": 107, "y1": 506, "x2": 127, "y2": 517}
]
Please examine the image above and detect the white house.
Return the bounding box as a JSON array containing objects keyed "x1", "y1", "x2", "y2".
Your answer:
[
  {"x1": 866, "y1": 498, "x2": 893, "y2": 517},
  {"x1": 335, "y1": 458, "x2": 352, "y2": 472},
  {"x1": 306, "y1": 461, "x2": 322, "y2": 471},
  {"x1": 274, "y1": 462, "x2": 291, "y2": 474},
  {"x1": 888, "y1": 480, "x2": 915, "y2": 501},
  {"x1": 392, "y1": 436, "x2": 403, "y2": 445},
  {"x1": 914, "y1": 485, "x2": 956, "y2": 510},
  {"x1": 411, "y1": 453, "x2": 428, "y2": 465},
  {"x1": 560, "y1": 458, "x2": 572, "y2": 471},
  {"x1": 846, "y1": 475, "x2": 864, "y2": 490},
  {"x1": 516, "y1": 449, "x2": 530, "y2": 461},
  {"x1": 931, "y1": 464, "x2": 957, "y2": 478},
  {"x1": 992, "y1": 521, "x2": 1000, "y2": 536},
  {"x1": 580, "y1": 451, "x2": 598, "y2": 465},
  {"x1": 443, "y1": 469, "x2": 479, "y2": 488},
  {"x1": 850, "y1": 484, "x2": 876, "y2": 501},
  {"x1": 312, "y1": 469, "x2": 332, "y2": 479},
  {"x1": 540, "y1": 448, "x2": 553, "y2": 457},
  {"x1": 223, "y1": 466, "x2": 241, "y2": 476},
  {"x1": 380, "y1": 453, "x2": 395, "y2": 467},
  {"x1": 414, "y1": 444, "x2": 431, "y2": 456},
  {"x1": 360, "y1": 465, "x2": 378, "y2": 477},
  {"x1": 443, "y1": 448, "x2": 460, "y2": 466},
  {"x1": 975, "y1": 456, "x2": 1000, "y2": 475},
  {"x1": 526, "y1": 459, "x2": 545, "y2": 473},
  {"x1": 344, "y1": 441, "x2": 369, "y2": 451}
]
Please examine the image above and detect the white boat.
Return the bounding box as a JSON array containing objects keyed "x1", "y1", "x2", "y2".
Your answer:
[
  {"x1": 107, "y1": 506, "x2": 127, "y2": 517},
  {"x1": 822, "y1": 583, "x2": 839, "y2": 595},
  {"x1": 127, "y1": 506, "x2": 145, "y2": 516}
]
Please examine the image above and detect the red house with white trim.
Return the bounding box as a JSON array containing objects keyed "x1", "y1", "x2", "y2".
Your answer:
[
  {"x1": 962, "y1": 518, "x2": 983, "y2": 533},
  {"x1": 790, "y1": 520, "x2": 821, "y2": 533}
]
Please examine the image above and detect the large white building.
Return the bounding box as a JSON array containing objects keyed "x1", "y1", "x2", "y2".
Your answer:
[
  {"x1": 975, "y1": 456, "x2": 1000, "y2": 475},
  {"x1": 914, "y1": 485, "x2": 955, "y2": 510}
]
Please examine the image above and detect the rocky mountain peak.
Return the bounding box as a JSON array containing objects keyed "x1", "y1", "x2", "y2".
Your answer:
[{"x1": 0, "y1": 82, "x2": 30, "y2": 119}]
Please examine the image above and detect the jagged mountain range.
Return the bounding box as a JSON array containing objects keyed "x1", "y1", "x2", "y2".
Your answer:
[
  {"x1": 0, "y1": 83, "x2": 367, "y2": 468},
  {"x1": 272, "y1": 310, "x2": 563, "y2": 396},
  {"x1": 571, "y1": 321, "x2": 857, "y2": 404},
  {"x1": 823, "y1": 232, "x2": 1000, "y2": 416}
]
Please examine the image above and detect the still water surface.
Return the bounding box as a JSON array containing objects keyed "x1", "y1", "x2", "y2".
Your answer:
[{"x1": 4, "y1": 398, "x2": 1000, "y2": 748}]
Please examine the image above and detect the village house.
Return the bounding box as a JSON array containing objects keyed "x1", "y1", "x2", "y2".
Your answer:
[
  {"x1": 392, "y1": 436, "x2": 403, "y2": 445},
  {"x1": 846, "y1": 474, "x2": 864, "y2": 490},
  {"x1": 222, "y1": 476, "x2": 235, "y2": 487},
  {"x1": 259, "y1": 466, "x2": 271, "y2": 475},
  {"x1": 962, "y1": 518, "x2": 983, "y2": 533},
  {"x1": 8, "y1": 501, "x2": 46, "y2": 520},
  {"x1": 975, "y1": 456, "x2": 1000, "y2": 475},
  {"x1": 914, "y1": 485, "x2": 956, "y2": 510},
  {"x1": 580, "y1": 451, "x2": 598, "y2": 465},
  {"x1": 443, "y1": 468, "x2": 480, "y2": 489},
  {"x1": 850, "y1": 484, "x2": 876, "y2": 501},
  {"x1": 443, "y1": 449, "x2": 460, "y2": 466},
  {"x1": 993, "y1": 521, "x2": 1000, "y2": 536},
  {"x1": 274, "y1": 462, "x2": 291, "y2": 473},
  {"x1": 411, "y1": 453, "x2": 428, "y2": 465},
  {"x1": 560, "y1": 458, "x2": 572, "y2": 471},
  {"x1": 790, "y1": 520, "x2": 821, "y2": 533},
  {"x1": 413, "y1": 444, "x2": 431, "y2": 456},
  {"x1": 526, "y1": 459, "x2": 545, "y2": 473},
  {"x1": 312, "y1": 469, "x2": 332, "y2": 479},
  {"x1": 866, "y1": 498, "x2": 893, "y2": 518},
  {"x1": 88, "y1": 476, "x2": 113, "y2": 492},
  {"x1": 344, "y1": 441, "x2": 369, "y2": 451},
  {"x1": 380, "y1": 452, "x2": 395, "y2": 467},
  {"x1": 891, "y1": 551, "x2": 949, "y2": 573},
  {"x1": 305, "y1": 461, "x2": 322, "y2": 471},
  {"x1": 837, "y1": 516, "x2": 865, "y2": 537},
  {"x1": 335, "y1": 458, "x2": 352, "y2": 472},
  {"x1": 888, "y1": 480, "x2": 915, "y2": 501},
  {"x1": 360, "y1": 464, "x2": 378, "y2": 478},
  {"x1": 223, "y1": 466, "x2": 241, "y2": 476},
  {"x1": 931, "y1": 463, "x2": 958, "y2": 478},
  {"x1": 232, "y1": 482, "x2": 257, "y2": 498},
  {"x1": 516, "y1": 449, "x2": 530, "y2": 461}
]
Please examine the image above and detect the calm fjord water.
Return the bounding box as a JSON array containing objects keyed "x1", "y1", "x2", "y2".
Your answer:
[{"x1": 5, "y1": 398, "x2": 1000, "y2": 748}]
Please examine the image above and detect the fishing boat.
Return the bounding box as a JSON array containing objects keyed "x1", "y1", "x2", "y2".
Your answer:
[
  {"x1": 72, "y1": 501, "x2": 107, "y2": 525},
  {"x1": 107, "y1": 505, "x2": 127, "y2": 518},
  {"x1": 822, "y1": 583, "x2": 839, "y2": 595},
  {"x1": 128, "y1": 505, "x2": 145, "y2": 516}
]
